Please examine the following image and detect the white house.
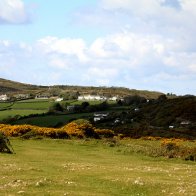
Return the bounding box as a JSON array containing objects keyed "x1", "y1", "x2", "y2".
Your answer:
[
  {"x1": 94, "y1": 112, "x2": 109, "y2": 122},
  {"x1": 55, "y1": 98, "x2": 63, "y2": 102},
  {"x1": 35, "y1": 95, "x2": 49, "y2": 99},
  {"x1": 134, "y1": 108, "x2": 140, "y2": 112},
  {"x1": 180, "y1": 121, "x2": 190, "y2": 126},
  {"x1": 78, "y1": 95, "x2": 107, "y2": 101},
  {"x1": 108, "y1": 96, "x2": 118, "y2": 101},
  {"x1": 0, "y1": 94, "x2": 9, "y2": 101},
  {"x1": 14, "y1": 94, "x2": 30, "y2": 99}
]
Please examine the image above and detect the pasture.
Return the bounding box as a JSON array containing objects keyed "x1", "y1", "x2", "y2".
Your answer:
[
  {"x1": 0, "y1": 99, "x2": 52, "y2": 121},
  {"x1": 0, "y1": 99, "x2": 110, "y2": 122},
  {"x1": 15, "y1": 112, "x2": 94, "y2": 127},
  {"x1": 11, "y1": 101, "x2": 52, "y2": 110},
  {"x1": 0, "y1": 99, "x2": 120, "y2": 126},
  {"x1": 0, "y1": 109, "x2": 47, "y2": 121},
  {"x1": 0, "y1": 139, "x2": 195, "y2": 195}
]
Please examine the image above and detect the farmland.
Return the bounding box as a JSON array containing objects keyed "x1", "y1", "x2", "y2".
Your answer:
[
  {"x1": 0, "y1": 99, "x2": 52, "y2": 121},
  {"x1": 0, "y1": 99, "x2": 116, "y2": 126},
  {"x1": 16, "y1": 113, "x2": 94, "y2": 127},
  {"x1": 0, "y1": 138, "x2": 196, "y2": 196}
]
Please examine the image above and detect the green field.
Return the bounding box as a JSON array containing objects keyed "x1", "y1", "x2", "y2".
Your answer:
[
  {"x1": 0, "y1": 102, "x2": 14, "y2": 109},
  {"x1": 0, "y1": 99, "x2": 53, "y2": 121},
  {"x1": 0, "y1": 99, "x2": 109, "y2": 122},
  {"x1": 0, "y1": 99, "x2": 119, "y2": 125},
  {"x1": 15, "y1": 113, "x2": 94, "y2": 127},
  {"x1": 0, "y1": 109, "x2": 47, "y2": 121},
  {"x1": 0, "y1": 139, "x2": 195, "y2": 195},
  {"x1": 11, "y1": 101, "x2": 53, "y2": 110},
  {"x1": 17, "y1": 99, "x2": 50, "y2": 103},
  {"x1": 69, "y1": 100, "x2": 115, "y2": 105}
]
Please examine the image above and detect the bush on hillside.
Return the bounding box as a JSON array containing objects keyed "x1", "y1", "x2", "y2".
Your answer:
[
  {"x1": 62, "y1": 119, "x2": 99, "y2": 139},
  {"x1": 0, "y1": 124, "x2": 69, "y2": 139},
  {"x1": 95, "y1": 129, "x2": 114, "y2": 138},
  {"x1": 0, "y1": 132, "x2": 14, "y2": 154}
]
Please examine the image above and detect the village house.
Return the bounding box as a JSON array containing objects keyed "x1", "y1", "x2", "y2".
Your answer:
[
  {"x1": 35, "y1": 94, "x2": 49, "y2": 99},
  {"x1": 180, "y1": 121, "x2": 191, "y2": 126},
  {"x1": 134, "y1": 108, "x2": 140, "y2": 112},
  {"x1": 78, "y1": 95, "x2": 107, "y2": 101},
  {"x1": 108, "y1": 96, "x2": 118, "y2": 101},
  {"x1": 67, "y1": 105, "x2": 80, "y2": 112},
  {"x1": 0, "y1": 94, "x2": 9, "y2": 101},
  {"x1": 94, "y1": 112, "x2": 109, "y2": 122},
  {"x1": 55, "y1": 97, "x2": 63, "y2": 102},
  {"x1": 14, "y1": 94, "x2": 30, "y2": 99}
]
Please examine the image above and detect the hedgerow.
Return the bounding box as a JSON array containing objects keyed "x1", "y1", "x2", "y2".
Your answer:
[
  {"x1": 0, "y1": 124, "x2": 69, "y2": 139},
  {"x1": 0, "y1": 119, "x2": 111, "y2": 139}
]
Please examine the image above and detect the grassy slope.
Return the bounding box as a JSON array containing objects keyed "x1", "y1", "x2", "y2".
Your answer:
[
  {"x1": 0, "y1": 100, "x2": 51, "y2": 121},
  {"x1": 0, "y1": 139, "x2": 195, "y2": 196},
  {"x1": 0, "y1": 78, "x2": 163, "y2": 99},
  {"x1": 0, "y1": 110, "x2": 46, "y2": 121},
  {"x1": 0, "y1": 78, "x2": 46, "y2": 94},
  {"x1": 11, "y1": 101, "x2": 53, "y2": 110},
  {"x1": 15, "y1": 113, "x2": 94, "y2": 127}
]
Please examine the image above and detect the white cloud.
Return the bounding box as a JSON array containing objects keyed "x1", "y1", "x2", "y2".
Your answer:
[
  {"x1": 0, "y1": 0, "x2": 30, "y2": 24},
  {"x1": 181, "y1": 0, "x2": 196, "y2": 13},
  {"x1": 1, "y1": 27, "x2": 196, "y2": 94},
  {"x1": 0, "y1": 0, "x2": 195, "y2": 94},
  {"x1": 102, "y1": 0, "x2": 161, "y2": 16},
  {"x1": 37, "y1": 36, "x2": 88, "y2": 62}
]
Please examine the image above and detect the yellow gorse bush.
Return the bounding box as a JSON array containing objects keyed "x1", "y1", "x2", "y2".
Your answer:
[
  {"x1": 62, "y1": 120, "x2": 98, "y2": 138},
  {"x1": 0, "y1": 124, "x2": 68, "y2": 138},
  {"x1": 62, "y1": 122, "x2": 84, "y2": 138},
  {"x1": 0, "y1": 120, "x2": 113, "y2": 139}
]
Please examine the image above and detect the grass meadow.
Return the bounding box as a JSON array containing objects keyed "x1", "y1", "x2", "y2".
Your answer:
[
  {"x1": 0, "y1": 110, "x2": 47, "y2": 121},
  {"x1": 0, "y1": 138, "x2": 195, "y2": 196},
  {"x1": 11, "y1": 101, "x2": 53, "y2": 110},
  {"x1": 0, "y1": 99, "x2": 107, "y2": 122},
  {"x1": 15, "y1": 113, "x2": 94, "y2": 127},
  {"x1": 0, "y1": 99, "x2": 51, "y2": 121}
]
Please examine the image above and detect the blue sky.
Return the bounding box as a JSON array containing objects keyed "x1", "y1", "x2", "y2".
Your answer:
[{"x1": 0, "y1": 0, "x2": 196, "y2": 95}]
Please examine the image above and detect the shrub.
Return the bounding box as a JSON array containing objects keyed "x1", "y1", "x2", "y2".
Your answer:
[
  {"x1": 62, "y1": 119, "x2": 99, "y2": 139},
  {"x1": 104, "y1": 138, "x2": 119, "y2": 147},
  {"x1": 95, "y1": 129, "x2": 114, "y2": 138},
  {"x1": 0, "y1": 124, "x2": 69, "y2": 139},
  {"x1": 20, "y1": 130, "x2": 37, "y2": 139},
  {"x1": 0, "y1": 132, "x2": 14, "y2": 154},
  {"x1": 161, "y1": 139, "x2": 180, "y2": 151},
  {"x1": 180, "y1": 147, "x2": 196, "y2": 161}
]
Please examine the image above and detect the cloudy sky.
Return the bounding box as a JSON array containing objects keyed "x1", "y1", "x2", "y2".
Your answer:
[{"x1": 0, "y1": 0, "x2": 196, "y2": 95}]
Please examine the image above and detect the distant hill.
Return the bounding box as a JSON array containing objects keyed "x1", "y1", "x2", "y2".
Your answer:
[
  {"x1": 0, "y1": 78, "x2": 164, "y2": 99},
  {"x1": 0, "y1": 78, "x2": 47, "y2": 94}
]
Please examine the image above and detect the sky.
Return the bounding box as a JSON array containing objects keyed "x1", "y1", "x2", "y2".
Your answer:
[{"x1": 0, "y1": 0, "x2": 196, "y2": 95}]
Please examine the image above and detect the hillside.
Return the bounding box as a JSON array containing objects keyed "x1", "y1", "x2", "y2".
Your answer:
[
  {"x1": 95, "y1": 95, "x2": 196, "y2": 139},
  {"x1": 0, "y1": 78, "x2": 163, "y2": 99},
  {"x1": 0, "y1": 78, "x2": 48, "y2": 94}
]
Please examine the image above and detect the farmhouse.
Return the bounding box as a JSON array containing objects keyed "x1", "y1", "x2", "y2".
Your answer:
[
  {"x1": 67, "y1": 105, "x2": 80, "y2": 112},
  {"x1": 78, "y1": 95, "x2": 107, "y2": 101},
  {"x1": 108, "y1": 96, "x2": 118, "y2": 101},
  {"x1": 35, "y1": 94, "x2": 49, "y2": 99},
  {"x1": 55, "y1": 97, "x2": 63, "y2": 102},
  {"x1": 0, "y1": 94, "x2": 9, "y2": 101},
  {"x1": 94, "y1": 112, "x2": 109, "y2": 122},
  {"x1": 180, "y1": 121, "x2": 191, "y2": 126},
  {"x1": 14, "y1": 94, "x2": 30, "y2": 99}
]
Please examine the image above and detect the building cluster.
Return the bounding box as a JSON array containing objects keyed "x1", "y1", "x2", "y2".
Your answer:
[
  {"x1": 78, "y1": 95, "x2": 118, "y2": 101},
  {"x1": 0, "y1": 94, "x2": 9, "y2": 101}
]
